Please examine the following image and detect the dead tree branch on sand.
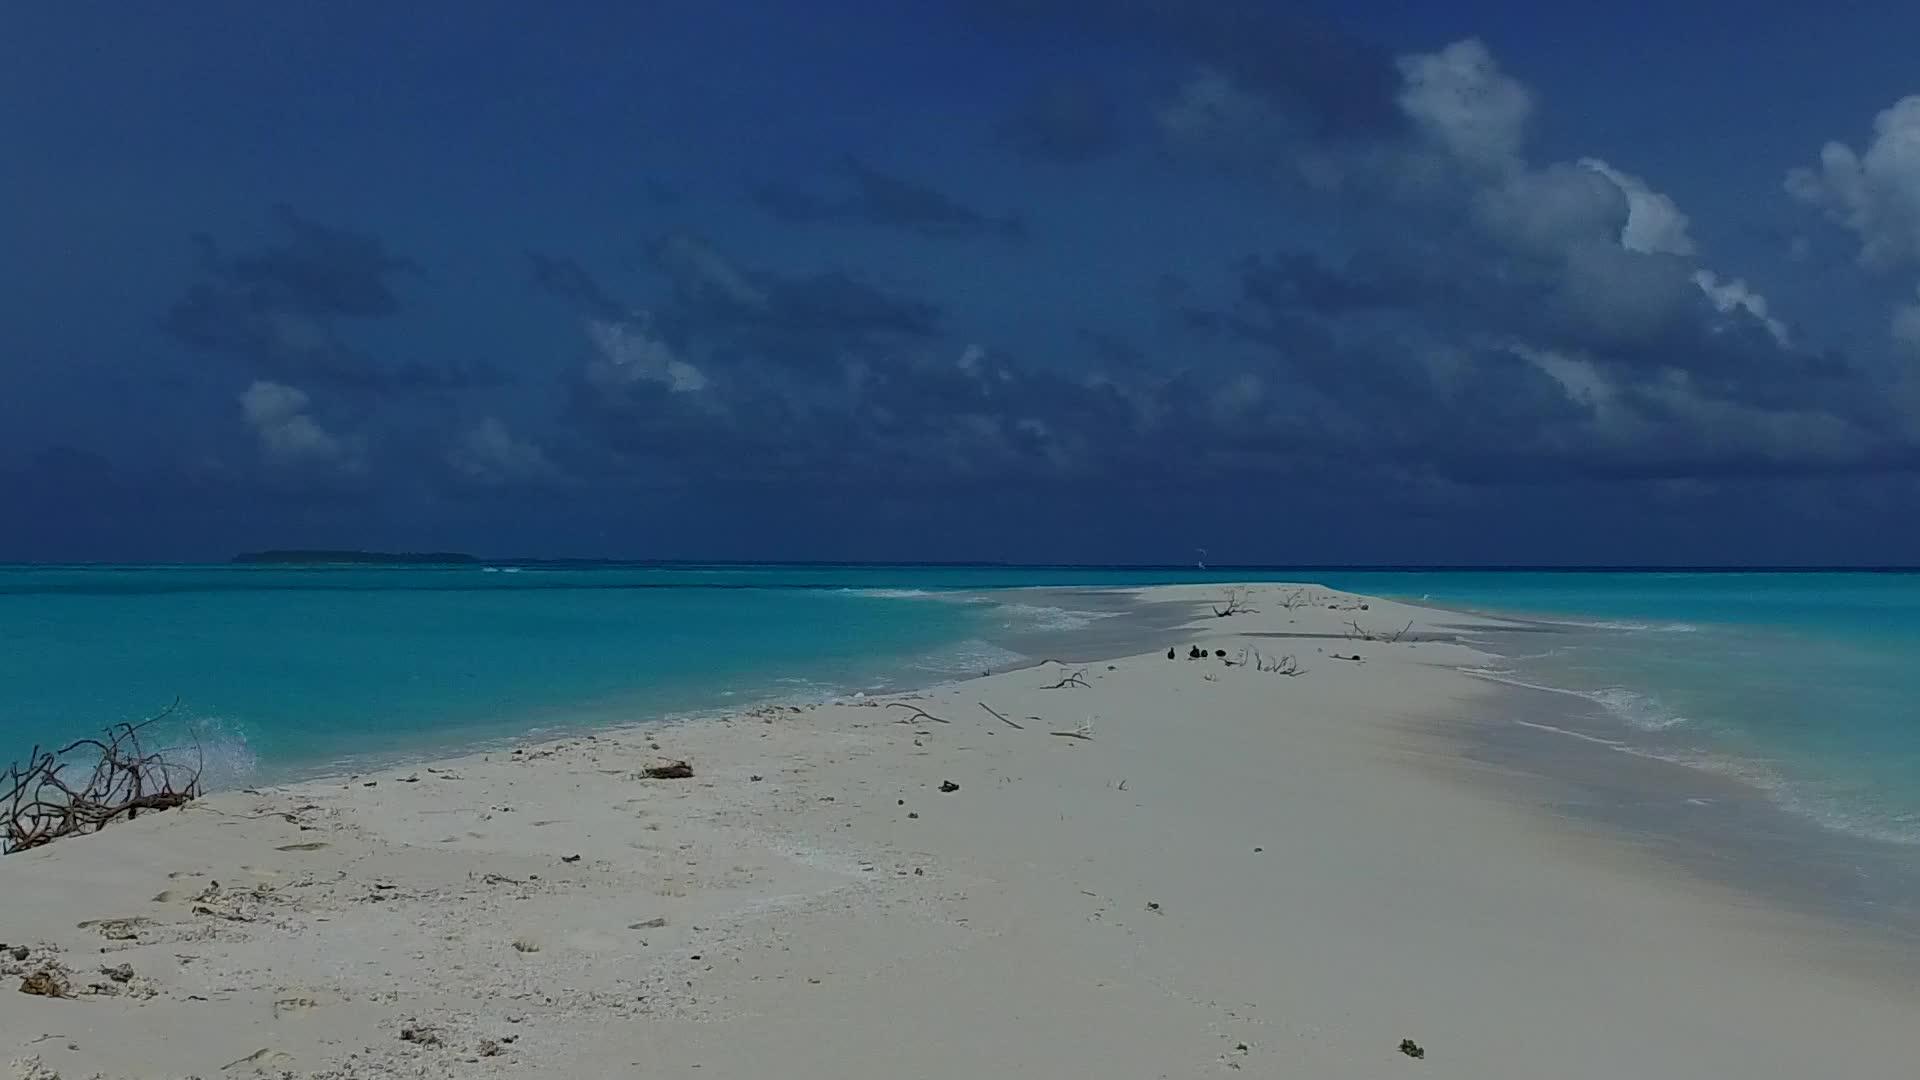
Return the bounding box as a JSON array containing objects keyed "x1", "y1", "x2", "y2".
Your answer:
[
  {"x1": 1211, "y1": 588, "x2": 1258, "y2": 618},
  {"x1": 1040, "y1": 669, "x2": 1091, "y2": 690},
  {"x1": 5, "y1": 702, "x2": 202, "y2": 855},
  {"x1": 1344, "y1": 619, "x2": 1415, "y2": 644},
  {"x1": 1252, "y1": 651, "x2": 1306, "y2": 676},
  {"x1": 978, "y1": 702, "x2": 1025, "y2": 730},
  {"x1": 1279, "y1": 588, "x2": 1311, "y2": 612},
  {"x1": 887, "y1": 703, "x2": 952, "y2": 725}
]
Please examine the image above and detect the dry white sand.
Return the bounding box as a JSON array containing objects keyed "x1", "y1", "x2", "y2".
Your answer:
[{"x1": 4, "y1": 584, "x2": 1915, "y2": 1078}]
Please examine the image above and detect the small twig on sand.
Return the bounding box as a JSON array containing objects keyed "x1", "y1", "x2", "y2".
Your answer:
[
  {"x1": 977, "y1": 702, "x2": 1024, "y2": 730},
  {"x1": 1050, "y1": 717, "x2": 1096, "y2": 741},
  {"x1": 1041, "y1": 669, "x2": 1090, "y2": 690},
  {"x1": 886, "y1": 702, "x2": 951, "y2": 725}
]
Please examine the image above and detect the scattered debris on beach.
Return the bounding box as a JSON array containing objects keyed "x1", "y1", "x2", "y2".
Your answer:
[
  {"x1": 642, "y1": 761, "x2": 695, "y2": 780},
  {"x1": 1399, "y1": 1038, "x2": 1426, "y2": 1059},
  {"x1": 1042, "y1": 669, "x2": 1090, "y2": 690},
  {"x1": 889, "y1": 703, "x2": 951, "y2": 725},
  {"x1": 978, "y1": 702, "x2": 1024, "y2": 729},
  {"x1": 399, "y1": 1022, "x2": 444, "y2": 1046},
  {"x1": 17, "y1": 970, "x2": 68, "y2": 998}
]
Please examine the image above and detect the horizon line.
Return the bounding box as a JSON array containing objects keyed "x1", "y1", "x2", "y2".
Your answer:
[{"x1": 4, "y1": 558, "x2": 1919, "y2": 574}]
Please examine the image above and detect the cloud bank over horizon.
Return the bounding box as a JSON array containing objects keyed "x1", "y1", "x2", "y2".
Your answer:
[{"x1": 4, "y1": 2, "x2": 1919, "y2": 564}]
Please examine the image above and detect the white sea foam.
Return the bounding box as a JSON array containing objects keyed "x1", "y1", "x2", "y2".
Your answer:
[
  {"x1": 1508, "y1": 717, "x2": 1629, "y2": 749},
  {"x1": 1473, "y1": 665, "x2": 1920, "y2": 847},
  {"x1": 175, "y1": 715, "x2": 260, "y2": 790},
  {"x1": 909, "y1": 638, "x2": 1030, "y2": 675},
  {"x1": 1531, "y1": 616, "x2": 1699, "y2": 633},
  {"x1": 1465, "y1": 671, "x2": 1688, "y2": 731},
  {"x1": 840, "y1": 587, "x2": 938, "y2": 600},
  {"x1": 993, "y1": 602, "x2": 1117, "y2": 632},
  {"x1": 1633, "y1": 747, "x2": 1920, "y2": 847}
]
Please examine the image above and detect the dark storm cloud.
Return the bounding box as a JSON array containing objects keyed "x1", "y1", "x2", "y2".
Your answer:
[
  {"x1": 530, "y1": 237, "x2": 977, "y2": 486},
  {"x1": 1183, "y1": 243, "x2": 1849, "y2": 444},
  {"x1": 526, "y1": 27, "x2": 1918, "y2": 537},
  {"x1": 161, "y1": 207, "x2": 500, "y2": 392},
  {"x1": 187, "y1": 205, "x2": 417, "y2": 319},
  {"x1": 748, "y1": 157, "x2": 1027, "y2": 241},
  {"x1": 526, "y1": 220, "x2": 1896, "y2": 517},
  {"x1": 644, "y1": 231, "x2": 943, "y2": 346}
]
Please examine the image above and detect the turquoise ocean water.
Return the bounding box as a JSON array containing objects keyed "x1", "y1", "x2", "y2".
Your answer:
[
  {"x1": 4, "y1": 565, "x2": 1918, "y2": 853},
  {"x1": 1324, "y1": 570, "x2": 1920, "y2": 848}
]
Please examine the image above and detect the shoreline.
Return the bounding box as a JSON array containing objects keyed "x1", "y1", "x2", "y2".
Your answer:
[
  {"x1": 198, "y1": 584, "x2": 1192, "y2": 791},
  {"x1": 5, "y1": 583, "x2": 1914, "y2": 1078}
]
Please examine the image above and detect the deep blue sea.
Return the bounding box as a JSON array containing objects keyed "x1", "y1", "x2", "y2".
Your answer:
[{"x1": 4, "y1": 565, "x2": 1918, "y2": 851}]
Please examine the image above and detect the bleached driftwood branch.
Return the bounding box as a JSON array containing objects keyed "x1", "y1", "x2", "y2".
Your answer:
[{"x1": 4, "y1": 702, "x2": 202, "y2": 854}]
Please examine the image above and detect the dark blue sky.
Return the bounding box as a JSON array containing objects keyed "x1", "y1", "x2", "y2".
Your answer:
[{"x1": 6, "y1": 1, "x2": 1920, "y2": 564}]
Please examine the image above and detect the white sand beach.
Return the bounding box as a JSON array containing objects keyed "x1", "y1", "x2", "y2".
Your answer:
[{"x1": 5, "y1": 584, "x2": 1915, "y2": 1078}]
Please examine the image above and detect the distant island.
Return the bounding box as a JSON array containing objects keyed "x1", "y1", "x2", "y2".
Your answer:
[{"x1": 232, "y1": 550, "x2": 481, "y2": 566}]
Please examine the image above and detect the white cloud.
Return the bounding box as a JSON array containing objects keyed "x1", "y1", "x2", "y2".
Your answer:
[
  {"x1": 448, "y1": 418, "x2": 560, "y2": 485},
  {"x1": 1894, "y1": 284, "x2": 1920, "y2": 351},
  {"x1": 586, "y1": 319, "x2": 709, "y2": 393},
  {"x1": 1395, "y1": 39, "x2": 1532, "y2": 174},
  {"x1": 1692, "y1": 270, "x2": 1791, "y2": 347},
  {"x1": 1512, "y1": 344, "x2": 1619, "y2": 417},
  {"x1": 1579, "y1": 158, "x2": 1696, "y2": 256},
  {"x1": 1787, "y1": 95, "x2": 1920, "y2": 268},
  {"x1": 238, "y1": 380, "x2": 355, "y2": 467},
  {"x1": 1474, "y1": 163, "x2": 1627, "y2": 256},
  {"x1": 1510, "y1": 344, "x2": 1866, "y2": 465},
  {"x1": 1393, "y1": 42, "x2": 1799, "y2": 355},
  {"x1": 957, "y1": 343, "x2": 1012, "y2": 384}
]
